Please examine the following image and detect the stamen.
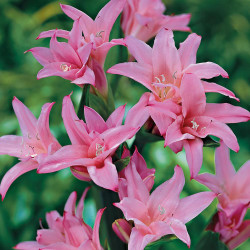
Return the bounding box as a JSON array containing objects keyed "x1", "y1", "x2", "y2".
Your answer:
[
  {"x1": 160, "y1": 74, "x2": 166, "y2": 82},
  {"x1": 172, "y1": 71, "x2": 177, "y2": 79},
  {"x1": 36, "y1": 133, "x2": 40, "y2": 141},
  {"x1": 96, "y1": 30, "x2": 104, "y2": 38},
  {"x1": 154, "y1": 76, "x2": 161, "y2": 83},
  {"x1": 60, "y1": 64, "x2": 71, "y2": 72},
  {"x1": 191, "y1": 119, "x2": 199, "y2": 130},
  {"x1": 158, "y1": 205, "x2": 166, "y2": 215},
  {"x1": 96, "y1": 143, "x2": 104, "y2": 157}
]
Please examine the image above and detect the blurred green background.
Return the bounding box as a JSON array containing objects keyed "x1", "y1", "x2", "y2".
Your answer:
[{"x1": 0, "y1": 0, "x2": 249, "y2": 249}]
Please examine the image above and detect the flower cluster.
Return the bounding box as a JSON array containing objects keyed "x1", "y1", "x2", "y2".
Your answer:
[{"x1": 0, "y1": 0, "x2": 249, "y2": 249}]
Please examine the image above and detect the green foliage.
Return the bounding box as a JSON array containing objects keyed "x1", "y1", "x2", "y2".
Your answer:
[{"x1": 0, "y1": 0, "x2": 249, "y2": 249}]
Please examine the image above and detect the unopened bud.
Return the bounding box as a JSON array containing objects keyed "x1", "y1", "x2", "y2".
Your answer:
[{"x1": 112, "y1": 219, "x2": 132, "y2": 243}]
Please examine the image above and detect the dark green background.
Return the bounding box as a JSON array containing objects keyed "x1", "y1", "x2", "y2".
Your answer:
[{"x1": 0, "y1": 0, "x2": 249, "y2": 249}]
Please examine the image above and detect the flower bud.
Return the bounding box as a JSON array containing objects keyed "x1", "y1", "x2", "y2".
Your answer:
[{"x1": 112, "y1": 219, "x2": 132, "y2": 243}]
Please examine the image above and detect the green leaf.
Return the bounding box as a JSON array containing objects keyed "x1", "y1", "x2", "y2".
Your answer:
[
  {"x1": 77, "y1": 84, "x2": 90, "y2": 120},
  {"x1": 202, "y1": 136, "x2": 220, "y2": 148},
  {"x1": 195, "y1": 231, "x2": 228, "y2": 250},
  {"x1": 145, "y1": 235, "x2": 177, "y2": 249},
  {"x1": 114, "y1": 157, "x2": 131, "y2": 172}
]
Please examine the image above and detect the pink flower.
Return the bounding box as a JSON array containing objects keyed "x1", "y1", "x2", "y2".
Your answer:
[
  {"x1": 14, "y1": 188, "x2": 105, "y2": 250},
  {"x1": 165, "y1": 74, "x2": 250, "y2": 178},
  {"x1": 121, "y1": 0, "x2": 191, "y2": 42},
  {"x1": 118, "y1": 147, "x2": 155, "y2": 201},
  {"x1": 0, "y1": 97, "x2": 61, "y2": 200},
  {"x1": 112, "y1": 219, "x2": 132, "y2": 243},
  {"x1": 195, "y1": 141, "x2": 250, "y2": 216},
  {"x1": 114, "y1": 165, "x2": 216, "y2": 249},
  {"x1": 37, "y1": 94, "x2": 138, "y2": 191},
  {"x1": 108, "y1": 28, "x2": 236, "y2": 105},
  {"x1": 29, "y1": 0, "x2": 126, "y2": 97}
]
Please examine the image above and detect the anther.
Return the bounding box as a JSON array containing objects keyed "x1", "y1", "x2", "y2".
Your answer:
[
  {"x1": 191, "y1": 119, "x2": 199, "y2": 130},
  {"x1": 172, "y1": 71, "x2": 177, "y2": 79},
  {"x1": 96, "y1": 143, "x2": 104, "y2": 157},
  {"x1": 158, "y1": 205, "x2": 166, "y2": 215},
  {"x1": 60, "y1": 64, "x2": 71, "y2": 72},
  {"x1": 96, "y1": 31, "x2": 104, "y2": 38}
]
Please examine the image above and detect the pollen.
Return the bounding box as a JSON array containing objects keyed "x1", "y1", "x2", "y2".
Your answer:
[
  {"x1": 158, "y1": 205, "x2": 166, "y2": 215},
  {"x1": 96, "y1": 30, "x2": 104, "y2": 38},
  {"x1": 191, "y1": 119, "x2": 199, "y2": 130},
  {"x1": 60, "y1": 64, "x2": 71, "y2": 72},
  {"x1": 96, "y1": 143, "x2": 104, "y2": 157}
]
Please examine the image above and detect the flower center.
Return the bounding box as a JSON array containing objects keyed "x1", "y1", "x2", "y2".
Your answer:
[
  {"x1": 191, "y1": 119, "x2": 199, "y2": 130},
  {"x1": 60, "y1": 64, "x2": 71, "y2": 72},
  {"x1": 158, "y1": 205, "x2": 166, "y2": 215},
  {"x1": 96, "y1": 143, "x2": 104, "y2": 156}
]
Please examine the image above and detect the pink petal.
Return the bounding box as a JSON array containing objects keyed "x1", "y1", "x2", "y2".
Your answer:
[
  {"x1": 87, "y1": 157, "x2": 118, "y2": 191},
  {"x1": 26, "y1": 47, "x2": 54, "y2": 66},
  {"x1": 147, "y1": 165, "x2": 185, "y2": 221},
  {"x1": 163, "y1": 13, "x2": 191, "y2": 32},
  {"x1": 215, "y1": 141, "x2": 236, "y2": 184},
  {"x1": 71, "y1": 66, "x2": 95, "y2": 86},
  {"x1": 194, "y1": 173, "x2": 221, "y2": 194},
  {"x1": 12, "y1": 97, "x2": 37, "y2": 137},
  {"x1": 14, "y1": 241, "x2": 44, "y2": 249},
  {"x1": 45, "y1": 210, "x2": 61, "y2": 230},
  {"x1": 36, "y1": 29, "x2": 69, "y2": 40},
  {"x1": 95, "y1": 0, "x2": 126, "y2": 42},
  {"x1": 203, "y1": 103, "x2": 250, "y2": 123},
  {"x1": 50, "y1": 33, "x2": 81, "y2": 67},
  {"x1": 0, "y1": 160, "x2": 38, "y2": 200},
  {"x1": 84, "y1": 106, "x2": 108, "y2": 133},
  {"x1": 60, "y1": 4, "x2": 91, "y2": 22},
  {"x1": 107, "y1": 62, "x2": 153, "y2": 91},
  {"x1": 180, "y1": 73, "x2": 206, "y2": 118},
  {"x1": 76, "y1": 187, "x2": 90, "y2": 219},
  {"x1": 202, "y1": 81, "x2": 239, "y2": 101},
  {"x1": 62, "y1": 95, "x2": 92, "y2": 145},
  {"x1": 114, "y1": 198, "x2": 150, "y2": 225},
  {"x1": 41, "y1": 242, "x2": 76, "y2": 250},
  {"x1": 178, "y1": 33, "x2": 201, "y2": 69},
  {"x1": 92, "y1": 208, "x2": 106, "y2": 250},
  {"x1": 183, "y1": 62, "x2": 229, "y2": 79},
  {"x1": 152, "y1": 29, "x2": 181, "y2": 80},
  {"x1": 101, "y1": 126, "x2": 138, "y2": 150},
  {"x1": 68, "y1": 19, "x2": 82, "y2": 51},
  {"x1": 125, "y1": 35, "x2": 152, "y2": 65},
  {"x1": 173, "y1": 191, "x2": 216, "y2": 223},
  {"x1": 169, "y1": 218, "x2": 191, "y2": 247},
  {"x1": 70, "y1": 166, "x2": 91, "y2": 182},
  {"x1": 168, "y1": 140, "x2": 184, "y2": 154},
  {"x1": 64, "y1": 191, "x2": 77, "y2": 215},
  {"x1": 36, "y1": 229, "x2": 65, "y2": 245},
  {"x1": 112, "y1": 219, "x2": 132, "y2": 243},
  {"x1": 183, "y1": 138, "x2": 203, "y2": 178},
  {"x1": 77, "y1": 43, "x2": 93, "y2": 66},
  {"x1": 37, "y1": 102, "x2": 61, "y2": 150},
  {"x1": 0, "y1": 135, "x2": 23, "y2": 158},
  {"x1": 106, "y1": 104, "x2": 126, "y2": 128},
  {"x1": 125, "y1": 93, "x2": 150, "y2": 128},
  {"x1": 37, "y1": 145, "x2": 89, "y2": 173}
]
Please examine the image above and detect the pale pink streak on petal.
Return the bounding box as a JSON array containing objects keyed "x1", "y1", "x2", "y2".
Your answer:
[
  {"x1": 178, "y1": 33, "x2": 201, "y2": 69},
  {"x1": 125, "y1": 35, "x2": 152, "y2": 65},
  {"x1": 101, "y1": 126, "x2": 138, "y2": 150},
  {"x1": 87, "y1": 157, "x2": 118, "y2": 191},
  {"x1": 0, "y1": 135, "x2": 23, "y2": 157},
  {"x1": 106, "y1": 104, "x2": 126, "y2": 128},
  {"x1": 125, "y1": 93, "x2": 150, "y2": 128},
  {"x1": 114, "y1": 198, "x2": 150, "y2": 225},
  {"x1": 95, "y1": 0, "x2": 126, "y2": 42},
  {"x1": 203, "y1": 103, "x2": 250, "y2": 123},
  {"x1": 152, "y1": 29, "x2": 181, "y2": 79},
  {"x1": 62, "y1": 95, "x2": 92, "y2": 145},
  {"x1": 37, "y1": 145, "x2": 89, "y2": 173},
  {"x1": 12, "y1": 97, "x2": 37, "y2": 136},
  {"x1": 37, "y1": 102, "x2": 60, "y2": 150},
  {"x1": 183, "y1": 62, "x2": 229, "y2": 79},
  {"x1": 169, "y1": 218, "x2": 191, "y2": 247},
  {"x1": 184, "y1": 138, "x2": 203, "y2": 178},
  {"x1": 0, "y1": 160, "x2": 38, "y2": 200},
  {"x1": 180, "y1": 73, "x2": 206, "y2": 118},
  {"x1": 84, "y1": 106, "x2": 108, "y2": 133},
  {"x1": 147, "y1": 165, "x2": 185, "y2": 221},
  {"x1": 215, "y1": 141, "x2": 236, "y2": 184},
  {"x1": 202, "y1": 81, "x2": 239, "y2": 101},
  {"x1": 64, "y1": 191, "x2": 77, "y2": 215},
  {"x1": 76, "y1": 187, "x2": 90, "y2": 219},
  {"x1": 107, "y1": 62, "x2": 153, "y2": 91},
  {"x1": 173, "y1": 192, "x2": 216, "y2": 224},
  {"x1": 36, "y1": 29, "x2": 69, "y2": 40},
  {"x1": 26, "y1": 47, "x2": 54, "y2": 66},
  {"x1": 92, "y1": 208, "x2": 106, "y2": 250}
]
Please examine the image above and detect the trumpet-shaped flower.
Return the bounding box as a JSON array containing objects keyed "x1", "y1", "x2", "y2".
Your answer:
[
  {"x1": 0, "y1": 97, "x2": 61, "y2": 199},
  {"x1": 15, "y1": 188, "x2": 105, "y2": 250},
  {"x1": 165, "y1": 74, "x2": 250, "y2": 178},
  {"x1": 121, "y1": 0, "x2": 191, "y2": 42},
  {"x1": 195, "y1": 141, "x2": 250, "y2": 215},
  {"x1": 114, "y1": 165, "x2": 216, "y2": 249},
  {"x1": 38, "y1": 94, "x2": 138, "y2": 191},
  {"x1": 28, "y1": 0, "x2": 126, "y2": 96},
  {"x1": 108, "y1": 28, "x2": 237, "y2": 105}
]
